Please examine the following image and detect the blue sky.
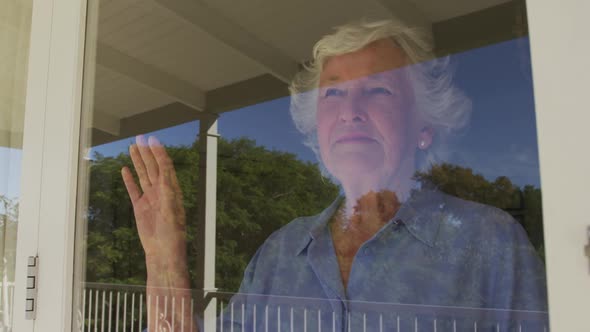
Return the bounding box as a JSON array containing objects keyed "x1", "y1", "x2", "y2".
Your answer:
[
  {"x1": 0, "y1": 147, "x2": 23, "y2": 200},
  {"x1": 0, "y1": 36, "x2": 541, "y2": 200},
  {"x1": 450, "y1": 37, "x2": 540, "y2": 187}
]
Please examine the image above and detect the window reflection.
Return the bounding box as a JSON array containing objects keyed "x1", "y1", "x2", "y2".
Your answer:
[
  {"x1": 79, "y1": 1, "x2": 549, "y2": 331},
  {"x1": 0, "y1": 0, "x2": 32, "y2": 328}
]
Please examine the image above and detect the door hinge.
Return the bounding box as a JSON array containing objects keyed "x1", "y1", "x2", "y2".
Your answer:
[
  {"x1": 585, "y1": 226, "x2": 590, "y2": 274},
  {"x1": 25, "y1": 256, "x2": 38, "y2": 320}
]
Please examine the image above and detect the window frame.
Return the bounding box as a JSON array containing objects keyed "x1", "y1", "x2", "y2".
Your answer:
[
  {"x1": 12, "y1": 0, "x2": 88, "y2": 330},
  {"x1": 11, "y1": 0, "x2": 590, "y2": 330}
]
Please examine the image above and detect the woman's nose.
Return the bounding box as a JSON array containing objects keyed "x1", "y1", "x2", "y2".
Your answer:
[{"x1": 338, "y1": 95, "x2": 367, "y2": 123}]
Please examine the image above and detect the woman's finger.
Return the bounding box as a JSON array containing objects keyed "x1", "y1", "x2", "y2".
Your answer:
[
  {"x1": 121, "y1": 166, "x2": 141, "y2": 203},
  {"x1": 148, "y1": 136, "x2": 178, "y2": 186},
  {"x1": 129, "y1": 144, "x2": 152, "y2": 190},
  {"x1": 149, "y1": 136, "x2": 185, "y2": 220},
  {"x1": 149, "y1": 136, "x2": 183, "y2": 194},
  {"x1": 136, "y1": 135, "x2": 160, "y2": 185}
]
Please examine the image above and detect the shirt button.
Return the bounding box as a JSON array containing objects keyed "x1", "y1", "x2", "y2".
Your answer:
[{"x1": 363, "y1": 248, "x2": 370, "y2": 255}]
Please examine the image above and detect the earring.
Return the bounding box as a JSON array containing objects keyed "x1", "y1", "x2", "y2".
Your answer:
[{"x1": 419, "y1": 141, "x2": 426, "y2": 148}]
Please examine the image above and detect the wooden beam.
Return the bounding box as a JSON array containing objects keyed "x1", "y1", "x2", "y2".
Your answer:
[
  {"x1": 152, "y1": 0, "x2": 299, "y2": 83},
  {"x1": 96, "y1": 42, "x2": 206, "y2": 110},
  {"x1": 92, "y1": 109, "x2": 120, "y2": 136},
  {"x1": 432, "y1": 0, "x2": 527, "y2": 56},
  {"x1": 90, "y1": 73, "x2": 290, "y2": 147},
  {"x1": 206, "y1": 74, "x2": 289, "y2": 113},
  {"x1": 0, "y1": 129, "x2": 23, "y2": 149},
  {"x1": 90, "y1": 103, "x2": 202, "y2": 146},
  {"x1": 373, "y1": 0, "x2": 431, "y2": 28}
]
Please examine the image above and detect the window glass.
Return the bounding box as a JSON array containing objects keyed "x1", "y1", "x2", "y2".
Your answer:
[
  {"x1": 0, "y1": 0, "x2": 33, "y2": 329},
  {"x1": 75, "y1": 0, "x2": 549, "y2": 330}
]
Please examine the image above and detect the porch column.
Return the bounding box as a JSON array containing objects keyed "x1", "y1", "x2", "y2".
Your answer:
[{"x1": 196, "y1": 114, "x2": 219, "y2": 331}]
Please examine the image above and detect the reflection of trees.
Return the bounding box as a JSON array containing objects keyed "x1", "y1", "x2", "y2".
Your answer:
[
  {"x1": 0, "y1": 195, "x2": 18, "y2": 328},
  {"x1": 85, "y1": 138, "x2": 339, "y2": 291},
  {"x1": 215, "y1": 138, "x2": 340, "y2": 290},
  {"x1": 86, "y1": 141, "x2": 545, "y2": 293},
  {"x1": 415, "y1": 163, "x2": 545, "y2": 259},
  {"x1": 0, "y1": 196, "x2": 18, "y2": 275}
]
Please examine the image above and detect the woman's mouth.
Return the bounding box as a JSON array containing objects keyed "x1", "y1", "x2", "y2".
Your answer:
[{"x1": 334, "y1": 133, "x2": 376, "y2": 144}]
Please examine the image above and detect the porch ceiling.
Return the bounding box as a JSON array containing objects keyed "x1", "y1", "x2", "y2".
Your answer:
[{"x1": 87, "y1": 0, "x2": 515, "y2": 146}]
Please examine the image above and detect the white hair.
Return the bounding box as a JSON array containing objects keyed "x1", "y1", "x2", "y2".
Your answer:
[{"x1": 289, "y1": 19, "x2": 472, "y2": 177}]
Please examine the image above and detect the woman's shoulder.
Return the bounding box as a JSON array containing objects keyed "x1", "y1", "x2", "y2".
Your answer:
[
  {"x1": 420, "y1": 190, "x2": 529, "y2": 245},
  {"x1": 442, "y1": 192, "x2": 517, "y2": 225}
]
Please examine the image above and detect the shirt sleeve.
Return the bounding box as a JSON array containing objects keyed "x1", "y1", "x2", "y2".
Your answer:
[
  {"x1": 489, "y1": 213, "x2": 549, "y2": 329},
  {"x1": 216, "y1": 244, "x2": 267, "y2": 330}
]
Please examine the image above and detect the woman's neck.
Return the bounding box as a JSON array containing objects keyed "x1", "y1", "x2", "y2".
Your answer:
[
  {"x1": 330, "y1": 190, "x2": 402, "y2": 289},
  {"x1": 335, "y1": 189, "x2": 402, "y2": 235}
]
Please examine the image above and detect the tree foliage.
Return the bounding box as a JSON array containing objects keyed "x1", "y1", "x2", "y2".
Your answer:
[
  {"x1": 0, "y1": 195, "x2": 19, "y2": 282},
  {"x1": 85, "y1": 140, "x2": 545, "y2": 292},
  {"x1": 85, "y1": 138, "x2": 339, "y2": 291}
]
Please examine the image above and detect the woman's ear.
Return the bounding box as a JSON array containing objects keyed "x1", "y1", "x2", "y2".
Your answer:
[{"x1": 418, "y1": 126, "x2": 434, "y2": 150}]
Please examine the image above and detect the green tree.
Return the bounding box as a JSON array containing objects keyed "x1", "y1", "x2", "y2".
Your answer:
[
  {"x1": 86, "y1": 149, "x2": 545, "y2": 292},
  {"x1": 0, "y1": 195, "x2": 18, "y2": 281},
  {"x1": 0, "y1": 195, "x2": 19, "y2": 326},
  {"x1": 213, "y1": 138, "x2": 339, "y2": 290},
  {"x1": 85, "y1": 138, "x2": 339, "y2": 292}
]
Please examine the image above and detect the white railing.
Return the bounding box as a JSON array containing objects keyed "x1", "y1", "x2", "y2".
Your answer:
[
  {"x1": 80, "y1": 283, "x2": 549, "y2": 331},
  {"x1": 80, "y1": 283, "x2": 150, "y2": 332},
  {"x1": 0, "y1": 281, "x2": 15, "y2": 330}
]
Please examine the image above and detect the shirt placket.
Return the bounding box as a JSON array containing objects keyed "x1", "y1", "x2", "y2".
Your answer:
[{"x1": 307, "y1": 225, "x2": 348, "y2": 331}]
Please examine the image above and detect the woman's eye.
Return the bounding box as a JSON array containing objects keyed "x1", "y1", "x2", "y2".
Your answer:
[
  {"x1": 366, "y1": 87, "x2": 393, "y2": 95},
  {"x1": 324, "y1": 88, "x2": 345, "y2": 97}
]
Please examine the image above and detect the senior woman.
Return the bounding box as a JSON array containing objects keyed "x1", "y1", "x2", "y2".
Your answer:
[{"x1": 122, "y1": 19, "x2": 547, "y2": 331}]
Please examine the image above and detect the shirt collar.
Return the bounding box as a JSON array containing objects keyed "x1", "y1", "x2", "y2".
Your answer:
[
  {"x1": 294, "y1": 196, "x2": 343, "y2": 256},
  {"x1": 294, "y1": 188, "x2": 446, "y2": 255}
]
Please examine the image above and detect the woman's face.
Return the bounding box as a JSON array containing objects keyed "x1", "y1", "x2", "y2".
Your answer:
[{"x1": 317, "y1": 39, "x2": 428, "y2": 188}]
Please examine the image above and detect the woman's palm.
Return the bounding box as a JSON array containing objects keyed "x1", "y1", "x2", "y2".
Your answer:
[{"x1": 121, "y1": 135, "x2": 186, "y2": 261}]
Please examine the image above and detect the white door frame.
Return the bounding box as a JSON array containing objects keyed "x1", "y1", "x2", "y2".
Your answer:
[
  {"x1": 527, "y1": 0, "x2": 590, "y2": 330},
  {"x1": 12, "y1": 0, "x2": 88, "y2": 330},
  {"x1": 10, "y1": 0, "x2": 590, "y2": 330}
]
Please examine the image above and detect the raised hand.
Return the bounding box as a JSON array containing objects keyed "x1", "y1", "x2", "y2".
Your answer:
[
  {"x1": 121, "y1": 135, "x2": 195, "y2": 331},
  {"x1": 121, "y1": 135, "x2": 187, "y2": 267}
]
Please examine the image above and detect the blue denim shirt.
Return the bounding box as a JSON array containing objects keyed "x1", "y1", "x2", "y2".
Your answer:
[{"x1": 218, "y1": 189, "x2": 548, "y2": 331}]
